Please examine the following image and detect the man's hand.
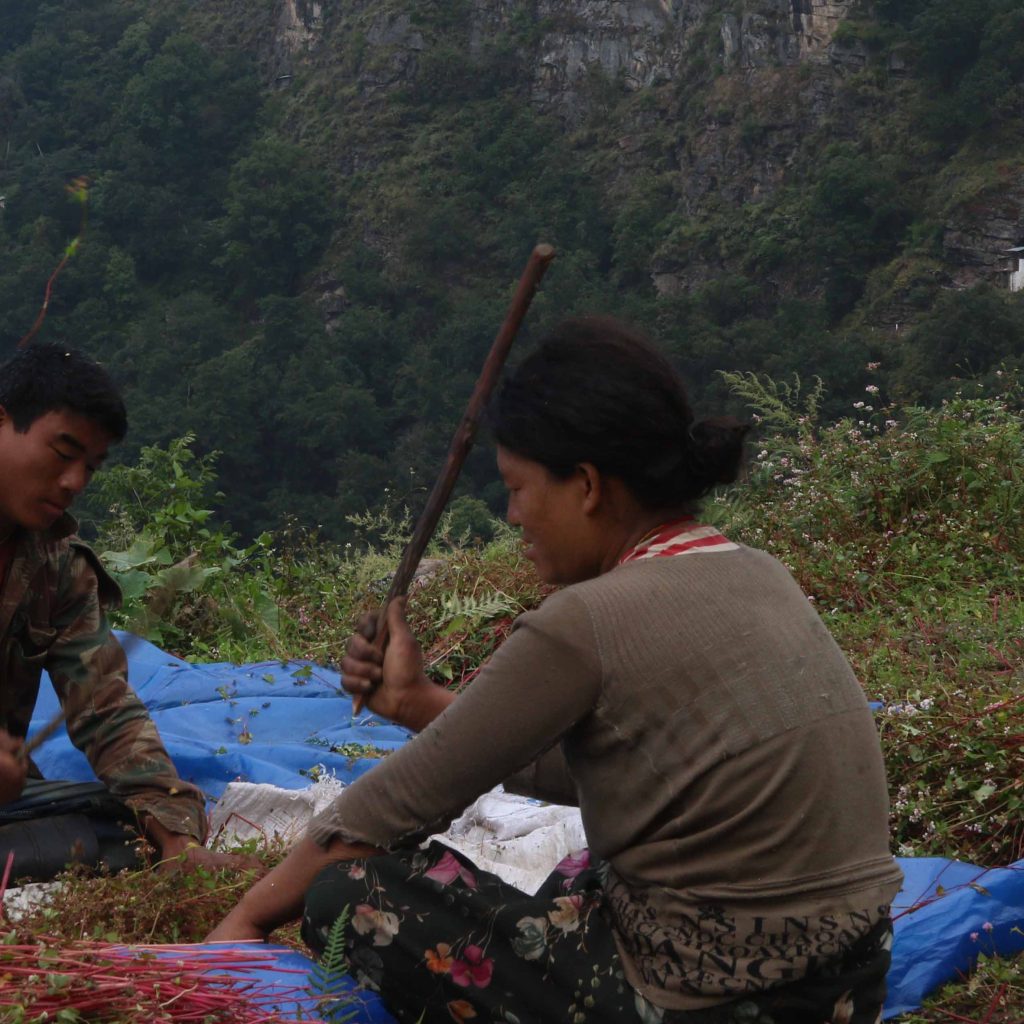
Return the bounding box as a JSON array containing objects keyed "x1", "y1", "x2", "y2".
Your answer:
[
  {"x1": 341, "y1": 598, "x2": 455, "y2": 732},
  {"x1": 0, "y1": 730, "x2": 28, "y2": 805},
  {"x1": 145, "y1": 818, "x2": 264, "y2": 875}
]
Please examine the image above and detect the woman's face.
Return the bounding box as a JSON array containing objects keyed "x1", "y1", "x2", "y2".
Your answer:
[{"x1": 496, "y1": 445, "x2": 603, "y2": 586}]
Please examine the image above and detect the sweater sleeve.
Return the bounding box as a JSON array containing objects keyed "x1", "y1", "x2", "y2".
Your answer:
[
  {"x1": 45, "y1": 543, "x2": 208, "y2": 842},
  {"x1": 504, "y1": 745, "x2": 579, "y2": 806},
  {"x1": 307, "y1": 588, "x2": 602, "y2": 848}
]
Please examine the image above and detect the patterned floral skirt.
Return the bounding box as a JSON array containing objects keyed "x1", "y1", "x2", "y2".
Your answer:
[{"x1": 301, "y1": 842, "x2": 892, "y2": 1024}]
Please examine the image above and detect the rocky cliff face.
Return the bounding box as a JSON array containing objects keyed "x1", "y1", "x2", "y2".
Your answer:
[
  {"x1": 721, "y1": 0, "x2": 855, "y2": 69},
  {"x1": 269, "y1": 0, "x2": 856, "y2": 106},
  {"x1": 276, "y1": 0, "x2": 324, "y2": 53},
  {"x1": 944, "y1": 176, "x2": 1024, "y2": 291},
  {"x1": 259, "y1": 0, "x2": 879, "y2": 302},
  {"x1": 261, "y1": 0, "x2": 1018, "y2": 314},
  {"x1": 466, "y1": 0, "x2": 857, "y2": 116},
  {"x1": 525, "y1": 1, "x2": 682, "y2": 114}
]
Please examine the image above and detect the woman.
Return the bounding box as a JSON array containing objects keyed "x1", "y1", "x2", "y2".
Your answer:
[{"x1": 209, "y1": 318, "x2": 902, "y2": 1024}]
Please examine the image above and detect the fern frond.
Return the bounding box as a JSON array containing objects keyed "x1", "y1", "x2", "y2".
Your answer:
[
  {"x1": 317, "y1": 905, "x2": 350, "y2": 984},
  {"x1": 718, "y1": 370, "x2": 825, "y2": 435},
  {"x1": 310, "y1": 906, "x2": 357, "y2": 1021},
  {"x1": 435, "y1": 592, "x2": 515, "y2": 630}
]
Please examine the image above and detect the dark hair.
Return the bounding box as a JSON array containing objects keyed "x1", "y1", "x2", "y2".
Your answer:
[
  {"x1": 490, "y1": 317, "x2": 748, "y2": 511},
  {"x1": 0, "y1": 344, "x2": 127, "y2": 440}
]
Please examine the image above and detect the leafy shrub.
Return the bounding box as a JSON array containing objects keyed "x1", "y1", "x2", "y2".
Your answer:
[
  {"x1": 87, "y1": 434, "x2": 278, "y2": 657},
  {"x1": 716, "y1": 369, "x2": 1024, "y2": 863}
]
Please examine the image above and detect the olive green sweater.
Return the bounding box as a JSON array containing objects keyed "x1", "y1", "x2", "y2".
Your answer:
[{"x1": 309, "y1": 545, "x2": 903, "y2": 1009}]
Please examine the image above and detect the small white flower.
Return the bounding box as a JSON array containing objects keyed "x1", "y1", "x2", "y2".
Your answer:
[{"x1": 866, "y1": 384, "x2": 880, "y2": 394}]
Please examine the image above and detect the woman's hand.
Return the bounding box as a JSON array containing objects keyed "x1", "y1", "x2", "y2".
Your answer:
[
  {"x1": 206, "y1": 904, "x2": 271, "y2": 943},
  {"x1": 0, "y1": 730, "x2": 28, "y2": 805},
  {"x1": 342, "y1": 598, "x2": 454, "y2": 731}
]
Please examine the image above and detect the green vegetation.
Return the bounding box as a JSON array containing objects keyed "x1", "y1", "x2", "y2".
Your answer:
[
  {"x1": 3, "y1": 0, "x2": 1023, "y2": 541},
  {"x1": 310, "y1": 907, "x2": 356, "y2": 1023},
  {"x1": 715, "y1": 370, "x2": 1023, "y2": 864}
]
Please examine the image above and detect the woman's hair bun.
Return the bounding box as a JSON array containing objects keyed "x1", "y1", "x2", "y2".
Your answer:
[{"x1": 688, "y1": 417, "x2": 751, "y2": 487}]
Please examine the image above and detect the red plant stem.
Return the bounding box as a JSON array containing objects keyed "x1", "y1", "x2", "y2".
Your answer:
[
  {"x1": 0, "y1": 849, "x2": 14, "y2": 903},
  {"x1": 950, "y1": 692, "x2": 1024, "y2": 728},
  {"x1": 18, "y1": 251, "x2": 72, "y2": 348},
  {"x1": 0, "y1": 939, "x2": 329, "y2": 1023},
  {"x1": 892, "y1": 864, "x2": 1024, "y2": 921},
  {"x1": 980, "y1": 981, "x2": 1008, "y2": 1024}
]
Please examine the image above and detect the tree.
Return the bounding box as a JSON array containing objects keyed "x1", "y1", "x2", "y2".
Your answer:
[{"x1": 216, "y1": 138, "x2": 332, "y2": 300}]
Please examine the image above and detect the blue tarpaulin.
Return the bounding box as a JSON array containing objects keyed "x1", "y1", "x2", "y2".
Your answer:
[{"x1": 26, "y1": 633, "x2": 1024, "y2": 1021}]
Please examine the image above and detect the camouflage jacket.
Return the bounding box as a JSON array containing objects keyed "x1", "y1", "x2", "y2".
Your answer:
[{"x1": 0, "y1": 514, "x2": 207, "y2": 841}]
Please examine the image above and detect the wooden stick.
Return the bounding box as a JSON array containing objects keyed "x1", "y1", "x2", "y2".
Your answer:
[
  {"x1": 353, "y1": 243, "x2": 555, "y2": 712},
  {"x1": 17, "y1": 708, "x2": 68, "y2": 762}
]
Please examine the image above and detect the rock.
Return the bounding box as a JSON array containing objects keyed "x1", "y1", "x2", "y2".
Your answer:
[
  {"x1": 942, "y1": 172, "x2": 1024, "y2": 290},
  {"x1": 530, "y1": 0, "x2": 681, "y2": 121},
  {"x1": 722, "y1": 0, "x2": 856, "y2": 71},
  {"x1": 358, "y1": 11, "x2": 426, "y2": 92},
  {"x1": 275, "y1": 0, "x2": 324, "y2": 55}
]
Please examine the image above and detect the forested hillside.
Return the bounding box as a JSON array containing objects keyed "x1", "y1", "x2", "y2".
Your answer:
[{"x1": 2, "y1": 0, "x2": 1023, "y2": 539}]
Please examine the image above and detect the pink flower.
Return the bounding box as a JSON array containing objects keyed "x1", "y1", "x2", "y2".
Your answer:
[
  {"x1": 983, "y1": 921, "x2": 994, "y2": 933},
  {"x1": 970, "y1": 932, "x2": 980, "y2": 942},
  {"x1": 547, "y1": 894, "x2": 584, "y2": 933},
  {"x1": 449, "y1": 944, "x2": 494, "y2": 988},
  {"x1": 425, "y1": 850, "x2": 478, "y2": 890},
  {"x1": 554, "y1": 849, "x2": 590, "y2": 879},
  {"x1": 348, "y1": 863, "x2": 366, "y2": 880}
]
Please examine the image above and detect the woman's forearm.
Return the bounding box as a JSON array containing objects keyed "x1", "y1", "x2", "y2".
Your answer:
[
  {"x1": 207, "y1": 835, "x2": 380, "y2": 941},
  {"x1": 400, "y1": 681, "x2": 457, "y2": 733}
]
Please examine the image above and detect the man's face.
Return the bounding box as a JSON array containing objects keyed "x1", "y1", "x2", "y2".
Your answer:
[{"x1": 0, "y1": 407, "x2": 113, "y2": 533}]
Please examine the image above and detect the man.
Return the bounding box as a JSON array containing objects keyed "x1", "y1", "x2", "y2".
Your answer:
[{"x1": 0, "y1": 344, "x2": 253, "y2": 878}]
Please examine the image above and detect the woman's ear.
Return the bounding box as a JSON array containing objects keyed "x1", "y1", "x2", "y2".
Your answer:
[{"x1": 576, "y1": 462, "x2": 602, "y2": 515}]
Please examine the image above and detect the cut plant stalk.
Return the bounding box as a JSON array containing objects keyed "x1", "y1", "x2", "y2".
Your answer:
[
  {"x1": 18, "y1": 176, "x2": 90, "y2": 348},
  {"x1": 352, "y1": 242, "x2": 555, "y2": 713},
  {"x1": 0, "y1": 937, "x2": 329, "y2": 1023}
]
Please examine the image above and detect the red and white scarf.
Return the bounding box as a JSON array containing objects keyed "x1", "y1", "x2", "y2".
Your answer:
[{"x1": 618, "y1": 516, "x2": 737, "y2": 565}]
